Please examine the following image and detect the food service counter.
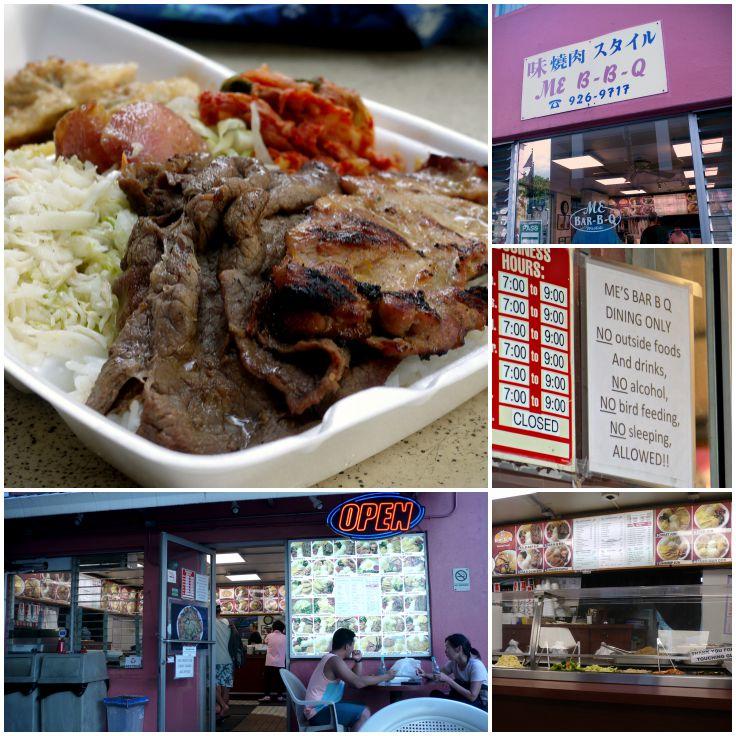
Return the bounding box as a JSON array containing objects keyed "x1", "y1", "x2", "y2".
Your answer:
[
  {"x1": 492, "y1": 670, "x2": 732, "y2": 732},
  {"x1": 232, "y1": 653, "x2": 266, "y2": 695},
  {"x1": 502, "y1": 623, "x2": 636, "y2": 654}
]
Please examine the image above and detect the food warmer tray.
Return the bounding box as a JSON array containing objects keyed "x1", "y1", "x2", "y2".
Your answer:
[{"x1": 492, "y1": 667, "x2": 732, "y2": 690}]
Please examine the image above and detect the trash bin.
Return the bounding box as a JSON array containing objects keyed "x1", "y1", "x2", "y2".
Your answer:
[
  {"x1": 103, "y1": 695, "x2": 150, "y2": 731},
  {"x1": 38, "y1": 651, "x2": 108, "y2": 731},
  {"x1": 5, "y1": 652, "x2": 42, "y2": 732}
]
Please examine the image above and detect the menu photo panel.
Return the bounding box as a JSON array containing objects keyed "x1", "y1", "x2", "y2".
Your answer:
[
  {"x1": 287, "y1": 533, "x2": 431, "y2": 658},
  {"x1": 492, "y1": 501, "x2": 730, "y2": 577}
]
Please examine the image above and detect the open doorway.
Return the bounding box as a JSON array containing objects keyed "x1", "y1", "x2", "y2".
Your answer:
[{"x1": 210, "y1": 541, "x2": 287, "y2": 733}]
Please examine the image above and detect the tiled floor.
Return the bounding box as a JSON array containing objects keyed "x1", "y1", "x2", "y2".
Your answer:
[{"x1": 217, "y1": 698, "x2": 287, "y2": 732}]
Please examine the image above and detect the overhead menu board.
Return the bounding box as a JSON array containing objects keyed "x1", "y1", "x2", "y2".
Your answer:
[
  {"x1": 493, "y1": 501, "x2": 731, "y2": 576},
  {"x1": 217, "y1": 585, "x2": 285, "y2": 614},
  {"x1": 492, "y1": 248, "x2": 575, "y2": 471},
  {"x1": 288, "y1": 533, "x2": 431, "y2": 658},
  {"x1": 585, "y1": 259, "x2": 696, "y2": 487}
]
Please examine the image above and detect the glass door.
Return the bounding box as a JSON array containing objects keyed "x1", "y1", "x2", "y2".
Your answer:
[{"x1": 158, "y1": 533, "x2": 216, "y2": 732}]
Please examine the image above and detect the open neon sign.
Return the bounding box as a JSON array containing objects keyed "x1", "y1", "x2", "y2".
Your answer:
[{"x1": 327, "y1": 493, "x2": 425, "y2": 540}]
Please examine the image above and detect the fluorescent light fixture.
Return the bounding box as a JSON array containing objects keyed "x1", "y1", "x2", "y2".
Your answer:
[
  {"x1": 706, "y1": 183, "x2": 715, "y2": 189},
  {"x1": 595, "y1": 177, "x2": 628, "y2": 185},
  {"x1": 705, "y1": 166, "x2": 718, "y2": 176},
  {"x1": 552, "y1": 155, "x2": 603, "y2": 170},
  {"x1": 701, "y1": 137, "x2": 723, "y2": 154},
  {"x1": 689, "y1": 185, "x2": 696, "y2": 190},
  {"x1": 620, "y1": 189, "x2": 647, "y2": 195},
  {"x1": 684, "y1": 170, "x2": 694, "y2": 178},
  {"x1": 206, "y1": 553, "x2": 246, "y2": 564},
  {"x1": 678, "y1": 138, "x2": 725, "y2": 156},
  {"x1": 226, "y1": 573, "x2": 261, "y2": 582}
]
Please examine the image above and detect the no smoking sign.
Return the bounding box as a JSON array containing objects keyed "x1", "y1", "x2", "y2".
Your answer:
[{"x1": 453, "y1": 567, "x2": 470, "y2": 591}]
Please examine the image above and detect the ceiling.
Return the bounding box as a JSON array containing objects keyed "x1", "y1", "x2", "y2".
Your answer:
[
  {"x1": 491, "y1": 491, "x2": 732, "y2": 525},
  {"x1": 4, "y1": 492, "x2": 341, "y2": 519},
  {"x1": 77, "y1": 545, "x2": 287, "y2": 586},
  {"x1": 211, "y1": 543, "x2": 286, "y2": 585}
]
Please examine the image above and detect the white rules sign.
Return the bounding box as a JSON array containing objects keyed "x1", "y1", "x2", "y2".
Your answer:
[{"x1": 585, "y1": 260, "x2": 695, "y2": 487}]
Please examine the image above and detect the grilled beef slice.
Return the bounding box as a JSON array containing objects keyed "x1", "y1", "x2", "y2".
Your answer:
[{"x1": 89, "y1": 153, "x2": 487, "y2": 453}]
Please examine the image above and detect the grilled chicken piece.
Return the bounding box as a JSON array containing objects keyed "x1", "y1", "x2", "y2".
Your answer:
[
  {"x1": 266, "y1": 164, "x2": 488, "y2": 357},
  {"x1": 4, "y1": 57, "x2": 137, "y2": 148}
]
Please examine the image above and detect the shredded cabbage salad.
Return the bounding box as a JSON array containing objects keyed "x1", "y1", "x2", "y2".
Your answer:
[
  {"x1": 166, "y1": 96, "x2": 267, "y2": 159},
  {"x1": 4, "y1": 142, "x2": 137, "y2": 400}
]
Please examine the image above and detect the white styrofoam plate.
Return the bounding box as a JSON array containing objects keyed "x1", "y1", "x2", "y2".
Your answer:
[{"x1": 4, "y1": 4, "x2": 488, "y2": 488}]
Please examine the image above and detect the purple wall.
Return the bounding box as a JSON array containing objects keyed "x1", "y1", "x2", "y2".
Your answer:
[
  {"x1": 493, "y1": 4, "x2": 732, "y2": 142},
  {"x1": 6, "y1": 492, "x2": 487, "y2": 732}
]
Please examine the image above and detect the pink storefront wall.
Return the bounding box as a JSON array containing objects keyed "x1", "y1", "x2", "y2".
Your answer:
[
  {"x1": 7, "y1": 492, "x2": 487, "y2": 732},
  {"x1": 492, "y1": 4, "x2": 732, "y2": 142}
]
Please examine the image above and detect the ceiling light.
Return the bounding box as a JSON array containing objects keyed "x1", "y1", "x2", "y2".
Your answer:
[
  {"x1": 689, "y1": 185, "x2": 696, "y2": 190},
  {"x1": 217, "y1": 553, "x2": 245, "y2": 564},
  {"x1": 552, "y1": 155, "x2": 603, "y2": 170},
  {"x1": 620, "y1": 189, "x2": 647, "y2": 195},
  {"x1": 595, "y1": 177, "x2": 628, "y2": 185},
  {"x1": 684, "y1": 170, "x2": 694, "y2": 178},
  {"x1": 226, "y1": 573, "x2": 261, "y2": 582},
  {"x1": 705, "y1": 166, "x2": 718, "y2": 176},
  {"x1": 206, "y1": 553, "x2": 246, "y2": 565},
  {"x1": 701, "y1": 137, "x2": 723, "y2": 154},
  {"x1": 706, "y1": 183, "x2": 715, "y2": 189},
  {"x1": 676, "y1": 138, "x2": 724, "y2": 157}
]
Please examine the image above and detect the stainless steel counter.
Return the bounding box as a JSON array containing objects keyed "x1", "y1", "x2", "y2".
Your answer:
[{"x1": 492, "y1": 666, "x2": 731, "y2": 690}]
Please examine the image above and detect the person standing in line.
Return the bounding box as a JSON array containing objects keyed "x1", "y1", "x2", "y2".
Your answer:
[
  {"x1": 668, "y1": 222, "x2": 691, "y2": 243},
  {"x1": 640, "y1": 213, "x2": 670, "y2": 243},
  {"x1": 215, "y1": 605, "x2": 235, "y2": 721},
  {"x1": 259, "y1": 620, "x2": 287, "y2": 703}
]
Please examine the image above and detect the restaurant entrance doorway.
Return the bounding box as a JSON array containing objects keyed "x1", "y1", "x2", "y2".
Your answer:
[
  {"x1": 207, "y1": 540, "x2": 288, "y2": 733},
  {"x1": 157, "y1": 533, "x2": 217, "y2": 732}
]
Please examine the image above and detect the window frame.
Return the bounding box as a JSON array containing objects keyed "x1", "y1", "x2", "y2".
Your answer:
[{"x1": 492, "y1": 108, "x2": 732, "y2": 245}]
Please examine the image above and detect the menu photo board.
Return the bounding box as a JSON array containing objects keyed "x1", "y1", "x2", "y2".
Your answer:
[
  {"x1": 655, "y1": 501, "x2": 731, "y2": 567},
  {"x1": 493, "y1": 520, "x2": 574, "y2": 576},
  {"x1": 287, "y1": 533, "x2": 431, "y2": 659},
  {"x1": 217, "y1": 584, "x2": 285, "y2": 615},
  {"x1": 493, "y1": 501, "x2": 731, "y2": 577}
]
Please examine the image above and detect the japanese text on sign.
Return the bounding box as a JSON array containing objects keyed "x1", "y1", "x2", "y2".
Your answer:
[
  {"x1": 492, "y1": 248, "x2": 575, "y2": 470},
  {"x1": 585, "y1": 259, "x2": 695, "y2": 487},
  {"x1": 522, "y1": 22, "x2": 667, "y2": 120}
]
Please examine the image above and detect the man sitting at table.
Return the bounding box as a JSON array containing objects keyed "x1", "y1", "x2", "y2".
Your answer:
[
  {"x1": 420, "y1": 633, "x2": 488, "y2": 711},
  {"x1": 303, "y1": 628, "x2": 395, "y2": 731}
]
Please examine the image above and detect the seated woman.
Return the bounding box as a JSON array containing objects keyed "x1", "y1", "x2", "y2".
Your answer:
[
  {"x1": 303, "y1": 627, "x2": 395, "y2": 731},
  {"x1": 420, "y1": 633, "x2": 488, "y2": 711}
]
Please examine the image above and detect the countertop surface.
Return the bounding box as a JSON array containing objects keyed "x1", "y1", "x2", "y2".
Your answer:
[{"x1": 4, "y1": 36, "x2": 488, "y2": 489}]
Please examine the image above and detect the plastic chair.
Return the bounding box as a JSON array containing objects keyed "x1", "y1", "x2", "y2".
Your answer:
[
  {"x1": 358, "y1": 697, "x2": 487, "y2": 732},
  {"x1": 279, "y1": 668, "x2": 346, "y2": 732}
]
